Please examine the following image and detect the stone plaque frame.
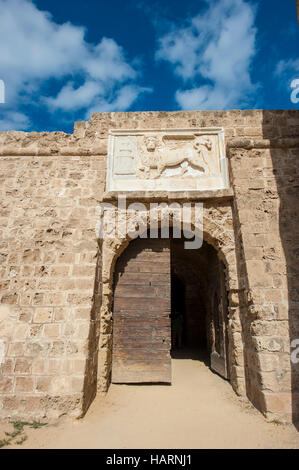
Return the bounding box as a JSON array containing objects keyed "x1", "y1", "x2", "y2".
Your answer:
[{"x1": 106, "y1": 128, "x2": 229, "y2": 192}]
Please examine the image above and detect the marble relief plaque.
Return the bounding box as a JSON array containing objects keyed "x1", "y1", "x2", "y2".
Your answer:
[
  {"x1": 107, "y1": 128, "x2": 229, "y2": 192},
  {"x1": 113, "y1": 135, "x2": 136, "y2": 176}
]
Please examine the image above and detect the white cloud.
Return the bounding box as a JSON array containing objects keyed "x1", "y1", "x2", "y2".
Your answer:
[
  {"x1": 87, "y1": 85, "x2": 152, "y2": 116},
  {"x1": 45, "y1": 81, "x2": 103, "y2": 112},
  {"x1": 156, "y1": 0, "x2": 258, "y2": 110},
  {"x1": 85, "y1": 38, "x2": 137, "y2": 83},
  {"x1": 0, "y1": 0, "x2": 149, "y2": 130},
  {"x1": 275, "y1": 58, "x2": 299, "y2": 79},
  {"x1": 0, "y1": 111, "x2": 30, "y2": 131},
  {"x1": 274, "y1": 58, "x2": 299, "y2": 102}
]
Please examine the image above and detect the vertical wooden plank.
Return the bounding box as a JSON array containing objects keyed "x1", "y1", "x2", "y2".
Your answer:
[
  {"x1": 210, "y1": 260, "x2": 229, "y2": 379},
  {"x1": 112, "y1": 237, "x2": 171, "y2": 383}
]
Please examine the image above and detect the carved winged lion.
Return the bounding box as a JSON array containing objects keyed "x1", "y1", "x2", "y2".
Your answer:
[{"x1": 139, "y1": 135, "x2": 212, "y2": 178}]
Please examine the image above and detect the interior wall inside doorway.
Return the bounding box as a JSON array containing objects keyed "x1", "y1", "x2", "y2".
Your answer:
[{"x1": 170, "y1": 237, "x2": 228, "y2": 360}]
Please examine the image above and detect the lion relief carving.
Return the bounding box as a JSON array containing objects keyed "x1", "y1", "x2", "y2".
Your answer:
[{"x1": 137, "y1": 135, "x2": 212, "y2": 178}]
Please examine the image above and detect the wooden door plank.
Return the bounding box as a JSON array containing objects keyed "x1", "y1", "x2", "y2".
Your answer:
[
  {"x1": 112, "y1": 237, "x2": 171, "y2": 384},
  {"x1": 210, "y1": 260, "x2": 229, "y2": 379}
]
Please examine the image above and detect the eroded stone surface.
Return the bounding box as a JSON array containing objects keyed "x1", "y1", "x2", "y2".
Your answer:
[{"x1": 0, "y1": 109, "x2": 298, "y2": 424}]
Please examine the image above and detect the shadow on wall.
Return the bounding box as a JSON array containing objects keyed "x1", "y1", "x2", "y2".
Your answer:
[
  {"x1": 263, "y1": 110, "x2": 299, "y2": 429},
  {"x1": 82, "y1": 239, "x2": 103, "y2": 417}
]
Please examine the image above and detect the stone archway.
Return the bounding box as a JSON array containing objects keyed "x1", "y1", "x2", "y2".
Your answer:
[{"x1": 95, "y1": 201, "x2": 246, "y2": 397}]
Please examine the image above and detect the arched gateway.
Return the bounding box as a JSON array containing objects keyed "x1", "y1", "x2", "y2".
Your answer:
[
  {"x1": 95, "y1": 126, "x2": 245, "y2": 399},
  {"x1": 0, "y1": 110, "x2": 297, "y2": 425},
  {"x1": 111, "y1": 235, "x2": 230, "y2": 384}
]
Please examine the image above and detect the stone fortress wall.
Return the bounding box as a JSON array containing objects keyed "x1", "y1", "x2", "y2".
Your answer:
[{"x1": 0, "y1": 110, "x2": 298, "y2": 424}]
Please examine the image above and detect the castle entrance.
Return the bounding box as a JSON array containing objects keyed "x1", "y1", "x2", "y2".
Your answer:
[{"x1": 111, "y1": 234, "x2": 230, "y2": 384}]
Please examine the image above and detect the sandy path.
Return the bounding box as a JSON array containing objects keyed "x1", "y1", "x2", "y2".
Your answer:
[{"x1": 3, "y1": 354, "x2": 299, "y2": 449}]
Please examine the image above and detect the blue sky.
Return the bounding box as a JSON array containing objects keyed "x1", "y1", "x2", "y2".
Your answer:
[{"x1": 0, "y1": 0, "x2": 298, "y2": 133}]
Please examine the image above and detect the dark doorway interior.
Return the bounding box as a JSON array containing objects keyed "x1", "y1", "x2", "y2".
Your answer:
[
  {"x1": 170, "y1": 236, "x2": 229, "y2": 380},
  {"x1": 170, "y1": 237, "x2": 208, "y2": 360},
  {"x1": 170, "y1": 273, "x2": 185, "y2": 349}
]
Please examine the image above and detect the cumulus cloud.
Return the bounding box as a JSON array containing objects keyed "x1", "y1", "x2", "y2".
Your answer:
[
  {"x1": 0, "y1": 0, "x2": 150, "y2": 130},
  {"x1": 156, "y1": 0, "x2": 258, "y2": 110},
  {"x1": 87, "y1": 85, "x2": 153, "y2": 115},
  {"x1": 45, "y1": 81, "x2": 104, "y2": 112}
]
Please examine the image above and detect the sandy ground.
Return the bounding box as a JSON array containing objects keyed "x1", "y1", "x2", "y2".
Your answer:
[{"x1": 2, "y1": 352, "x2": 299, "y2": 449}]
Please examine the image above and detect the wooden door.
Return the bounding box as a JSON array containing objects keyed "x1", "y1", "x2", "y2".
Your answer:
[
  {"x1": 112, "y1": 238, "x2": 171, "y2": 383},
  {"x1": 210, "y1": 261, "x2": 230, "y2": 379}
]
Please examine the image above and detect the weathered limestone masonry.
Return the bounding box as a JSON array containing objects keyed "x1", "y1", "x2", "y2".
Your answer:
[{"x1": 0, "y1": 110, "x2": 298, "y2": 424}]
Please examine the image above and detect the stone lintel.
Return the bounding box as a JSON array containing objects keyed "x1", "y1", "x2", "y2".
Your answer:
[{"x1": 102, "y1": 188, "x2": 234, "y2": 203}]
